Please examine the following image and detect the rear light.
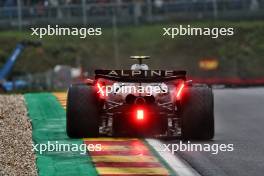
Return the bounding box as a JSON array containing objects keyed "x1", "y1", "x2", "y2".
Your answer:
[
  {"x1": 176, "y1": 82, "x2": 185, "y2": 100},
  {"x1": 136, "y1": 109, "x2": 144, "y2": 120}
]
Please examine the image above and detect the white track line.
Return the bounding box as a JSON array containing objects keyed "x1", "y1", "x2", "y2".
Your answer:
[{"x1": 146, "y1": 139, "x2": 200, "y2": 176}]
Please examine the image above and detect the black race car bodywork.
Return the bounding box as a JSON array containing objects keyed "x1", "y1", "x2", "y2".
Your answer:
[{"x1": 66, "y1": 57, "x2": 214, "y2": 140}]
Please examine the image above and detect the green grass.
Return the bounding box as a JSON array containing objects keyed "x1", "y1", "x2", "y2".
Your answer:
[{"x1": 0, "y1": 20, "x2": 264, "y2": 78}]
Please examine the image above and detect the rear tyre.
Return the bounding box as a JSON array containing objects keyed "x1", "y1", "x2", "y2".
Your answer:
[
  {"x1": 181, "y1": 84, "x2": 214, "y2": 140},
  {"x1": 66, "y1": 84, "x2": 100, "y2": 138}
]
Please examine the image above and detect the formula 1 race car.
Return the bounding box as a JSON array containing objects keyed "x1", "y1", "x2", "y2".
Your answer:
[{"x1": 66, "y1": 56, "x2": 214, "y2": 140}]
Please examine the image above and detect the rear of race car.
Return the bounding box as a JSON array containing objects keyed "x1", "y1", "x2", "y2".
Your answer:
[{"x1": 66, "y1": 68, "x2": 214, "y2": 140}]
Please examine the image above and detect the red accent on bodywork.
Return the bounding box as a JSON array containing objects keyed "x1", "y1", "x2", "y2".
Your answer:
[
  {"x1": 176, "y1": 82, "x2": 185, "y2": 100},
  {"x1": 84, "y1": 78, "x2": 94, "y2": 84}
]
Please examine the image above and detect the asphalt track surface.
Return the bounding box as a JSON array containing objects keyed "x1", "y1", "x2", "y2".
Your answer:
[{"x1": 163, "y1": 88, "x2": 264, "y2": 176}]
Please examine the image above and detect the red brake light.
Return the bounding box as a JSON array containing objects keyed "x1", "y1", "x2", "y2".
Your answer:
[
  {"x1": 176, "y1": 83, "x2": 185, "y2": 100},
  {"x1": 136, "y1": 109, "x2": 144, "y2": 120}
]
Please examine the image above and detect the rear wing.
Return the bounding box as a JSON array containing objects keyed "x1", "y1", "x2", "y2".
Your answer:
[{"x1": 95, "y1": 70, "x2": 186, "y2": 83}]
